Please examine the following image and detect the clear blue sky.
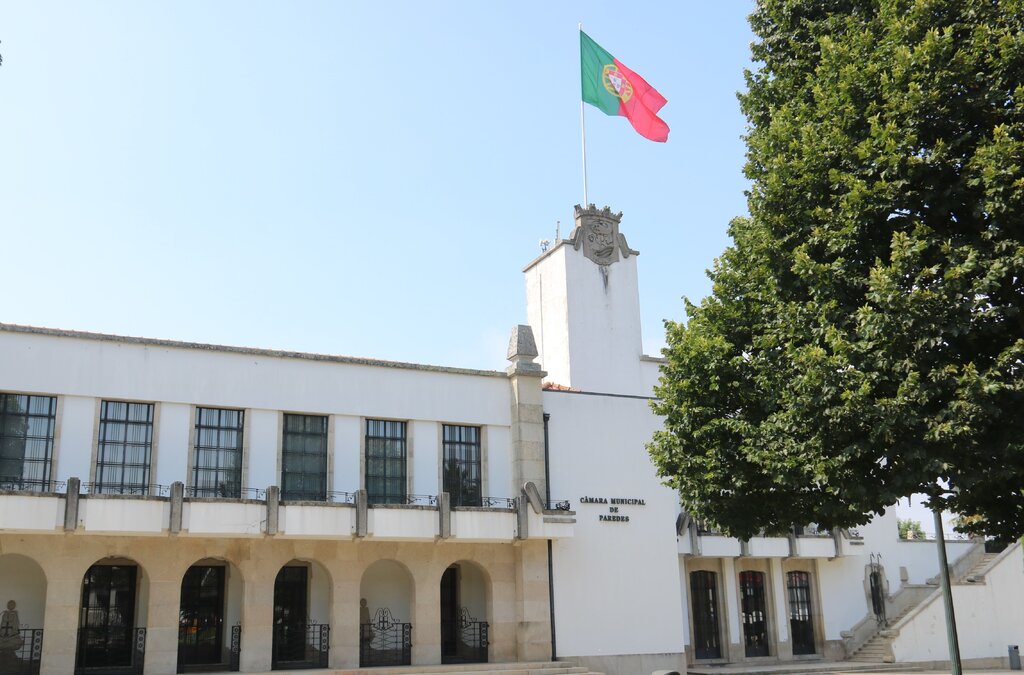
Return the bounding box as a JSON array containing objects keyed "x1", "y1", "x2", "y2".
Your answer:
[{"x1": 1, "y1": 2, "x2": 755, "y2": 371}]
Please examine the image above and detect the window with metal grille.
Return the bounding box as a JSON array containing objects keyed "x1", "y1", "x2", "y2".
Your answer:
[
  {"x1": 786, "y1": 570, "x2": 816, "y2": 655},
  {"x1": 96, "y1": 401, "x2": 154, "y2": 495},
  {"x1": 191, "y1": 407, "x2": 244, "y2": 498},
  {"x1": 442, "y1": 424, "x2": 481, "y2": 507},
  {"x1": 281, "y1": 414, "x2": 327, "y2": 501},
  {"x1": 0, "y1": 393, "x2": 57, "y2": 491},
  {"x1": 739, "y1": 571, "x2": 769, "y2": 657},
  {"x1": 365, "y1": 419, "x2": 406, "y2": 504}
]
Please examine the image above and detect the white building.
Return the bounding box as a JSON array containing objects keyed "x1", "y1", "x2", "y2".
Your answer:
[{"x1": 0, "y1": 204, "x2": 1018, "y2": 675}]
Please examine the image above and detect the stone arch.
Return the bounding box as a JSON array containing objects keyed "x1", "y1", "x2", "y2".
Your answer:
[
  {"x1": 439, "y1": 559, "x2": 492, "y2": 664},
  {"x1": 359, "y1": 559, "x2": 415, "y2": 625},
  {"x1": 75, "y1": 556, "x2": 149, "y2": 672},
  {"x1": 177, "y1": 557, "x2": 245, "y2": 671},
  {"x1": 0, "y1": 553, "x2": 47, "y2": 630},
  {"x1": 270, "y1": 558, "x2": 333, "y2": 669}
]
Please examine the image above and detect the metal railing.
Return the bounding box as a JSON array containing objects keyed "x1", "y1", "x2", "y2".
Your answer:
[
  {"x1": 279, "y1": 490, "x2": 355, "y2": 504},
  {"x1": 480, "y1": 497, "x2": 516, "y2": 509},
  {"x1": 0, "y1": 628, "x2": 43, "y2": 674},
  {"x1": 360, "y1": 609, "x2": 411, "y2": 667},
  {"x1": 183, "y1": 485, "x2": 267, "y2": 500},
  {"x1": 547, "y1": 499, "x2": 571, "y2": 511},
  {"x1": 0, "y1": 479, "x2": 67, "y2": 494},
  {"x1": 74, "y1": 626, "x2": 146, "y2": 675},
  {"x1": 82, "y1": 483, "x2": 170, "y2": 497},
  {"x1": 176, "y1": 623, "x2": 241, "y2": 673},
  {"x1": 270, "y1": 622, "x2": 328, "y2": 670}
]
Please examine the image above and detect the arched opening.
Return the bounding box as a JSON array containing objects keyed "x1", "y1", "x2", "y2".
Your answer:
[
  {"x1": 786, "y1": 570, "x2": 817, "y2": 655},
  {"x1": 0, "y1": 554, "x2": 46, "y2": 673},
  {"x1": 177, "y1": 559, "x2": 243, "y2": 673},
  {"x1": 359, "y1": 560, "x2": 413, "y2": 667},
  {"x1": 75, "y1": 557, "x2": 148, "y2": 674},
  {"x1": 440, "y1": 560, "x2": 490, "y2": 664},
  {"x1": 739, "y1": 570, "x2": 769, "y2": 657},
  {"x1": 271, "y1": 560, "x2": 330, "y2": 671}
]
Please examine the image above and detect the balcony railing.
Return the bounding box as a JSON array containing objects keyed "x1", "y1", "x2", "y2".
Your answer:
[
  {"x1": 82, "y1": 484, "x2": 171, "y2": 497},
  {"x1": 442, "y1": 609, "x2": 488, "y2": 665},
  {"x1": 0, "y1": 479, "x2": 67, "y2": 494}
]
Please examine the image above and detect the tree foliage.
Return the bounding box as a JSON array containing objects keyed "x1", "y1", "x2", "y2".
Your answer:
[{"x1": 649, "y1": 0, "x2": 1024, "y2": 541}]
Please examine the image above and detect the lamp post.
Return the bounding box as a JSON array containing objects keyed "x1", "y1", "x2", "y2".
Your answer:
[{"x1": 933, "y1": 508, "x2": 962, "y2": 675}]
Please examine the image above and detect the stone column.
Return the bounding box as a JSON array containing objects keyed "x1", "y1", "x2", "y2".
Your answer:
[
  {"x1": 513, "y1": 540, "x2": 551, "y2": 662},
  {"x1": 238, "y1": 554, "x2": 276, "y2": 672},
  {"x1": 39, "y1": 554, "x2": 85, "y2": 675},
  {"x1": 327, "y1": 550, "x2": 361, "y2": 669},
  {"x1": 770, "y1": 558, "x2": 792, "y2": 658},
  {"x1": 506, "y1": 325, "x2": 548, "y2": 500},
  {"x1": 411, "y1": 564, "x2": 441, "y2": 665},
  {"x1": 142, "y1": 566, "x2": 182, "y2": 675},
  {"x1": 720, "y1": 558, "x2": 742, "y2": 662}
]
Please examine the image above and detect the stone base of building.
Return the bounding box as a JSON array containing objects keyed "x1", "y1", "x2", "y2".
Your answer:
[{"x1": 566, "y1": 651, "x2": 686, "y2": 675}]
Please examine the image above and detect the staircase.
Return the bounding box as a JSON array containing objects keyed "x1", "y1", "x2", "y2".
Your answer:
[
  {"x1": 850, "y1": 600, "x2": 918, "y2": 663},
  {"x1": 961, "y1": 552, "x2": 998, "y2": 583}
]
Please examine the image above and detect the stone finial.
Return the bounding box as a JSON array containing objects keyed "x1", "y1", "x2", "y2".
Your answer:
[
  {"x1": 568, "y1": 203, "x2": 638, "y2": 266},
  {"x1": 507, "y1": 325, "x2": 542, "y2": 374}
]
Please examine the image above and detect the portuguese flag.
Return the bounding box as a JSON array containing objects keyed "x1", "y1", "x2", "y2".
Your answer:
[{"x1": 580, "y1": 31, "x2": 669, "y2": 142}]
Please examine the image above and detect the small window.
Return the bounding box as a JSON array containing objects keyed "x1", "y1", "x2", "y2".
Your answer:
[
  {"x1": 365, "y1": 419, "x2": 406, "y2": 504},
  {"x1": 0, "y1": 393, "x2": 57, "y2": 491},
  {"x1": 191, "y1": 407, "x2": 244, "y2": 498},
  {"x1": 442, "y1": 424, "x2": 481, "y2": 507},
  {"x1": 281, "y1": 414, "x2": 327, "y2": 501},
  {"x1": 95, "y1": 401, "x2": 154, "y2": 495}
]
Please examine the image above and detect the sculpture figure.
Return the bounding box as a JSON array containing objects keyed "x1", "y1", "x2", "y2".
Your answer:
[{"x1": 0, "y1": 600, "x2": 23, "y2": 653}]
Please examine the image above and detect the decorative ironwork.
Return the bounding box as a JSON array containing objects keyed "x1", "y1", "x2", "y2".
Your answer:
[
  {"x1": 76, "y1": 564, "x2": 142, "y2": 674},
  {"x1": 74, "y1": 627, "x2": 145, "y2": 675},
  {"x1": 869, "y1": 554, "x2": 887, "y2": 626},
  {"x1": 549, "y1": 500, "x2": 571, "y2": 511},
  {"x1": 83, "y1": 483, "x2": 170, "y2": 497},
  {"x1": 229, "y1": 624, "x2": 241, "y2": 672},
  {"x1": 360, "y1": 608, "x2": 411, "y2": 667},
  {"x1": 177, "y1": 565, "x2": 226, "y2": 673},
  {"x1": 271, "y1": 622, "x2": 328, "y2": 670},
  {"x1": 404, "y1": 494, "x2": 438, "y2": 506},
  {"x1": 442, "y1": 608, "x2": 488, "y2": 664},
  {"x1": 0, "y1": 478, "x2": 58, "y2": 493},
  {"x1": 0, "y1": 628, "x2": 43, "y2": 675},
  {"x1": 480, "y1": 497, "x2": 516, "y2": 509}
]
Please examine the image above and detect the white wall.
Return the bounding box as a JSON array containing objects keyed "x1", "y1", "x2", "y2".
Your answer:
[
  {"x1": 892, "y1": 544, "x2": 1024, "y2": 662},
  {"x1": 247, "y1": 409, "x2": 278, "y2": 491},
  {"x1": 360, "y1": 560, "x2": 414, "y2": 623},
  {"x1": 331, "y1": 415, "x2": 361, "y2": 494},
  {"x1": 484, "y1": 425, "x2": 511, "y2": 500},
  {"x1": 154, "y1": 403, "x2": 189, "y2": 487},
  {"x1": 55, "y1": 395, "x2": 96, "y2": 481},
  {"x1": 547, "y1": 390, "x2": 685, "y2": 659},
  {"x1": 410, "y1": 420, "x2": 438, "y2": 497}
]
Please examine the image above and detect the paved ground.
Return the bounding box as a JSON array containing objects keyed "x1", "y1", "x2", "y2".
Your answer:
[{"x1": 687, "y1": 662, "x2": 1017, "y2": 675}]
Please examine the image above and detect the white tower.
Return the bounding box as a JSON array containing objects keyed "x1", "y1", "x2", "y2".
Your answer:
[{"x1": 523, "y1": 204, "x2": 646, "y2": 395}]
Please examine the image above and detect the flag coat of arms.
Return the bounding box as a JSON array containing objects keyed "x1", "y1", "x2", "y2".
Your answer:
[{"x1": 580, "y1": 31, "x2": 670, "y2": 142}]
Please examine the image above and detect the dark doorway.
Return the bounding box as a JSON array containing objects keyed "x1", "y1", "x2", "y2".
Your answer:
[
  {"x1": 75, "y1": 564, "x2": 140, "y2": 673},
  {"x1": 439, "y1": 565, "x2": 488, "y2": 664},
  {"x1": 440, "y1": 567, "x2": 458, "y2": 661},
  {"x1": 177, "y1": 566, "x2": 225, "y2": 672},
  {"x1": 690, "y1": 571, "x2": 721, "y2": 660},
  {"x1": 786, "y1": 571, "x2": 816, "y2": 655},
  {"x1": 272, "y1": 566, "x2": 308, "y2": 669},
  {"x1": 739, "y1": 571, "x2": 769, "y2": 657}
]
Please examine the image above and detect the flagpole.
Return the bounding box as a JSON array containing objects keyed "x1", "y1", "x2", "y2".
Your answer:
[{"x1": 579, "y1": 23, "x2": 589, "y2": 206}]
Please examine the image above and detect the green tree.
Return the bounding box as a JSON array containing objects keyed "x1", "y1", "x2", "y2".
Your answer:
[
  {"x1": 649, "y1": 0, "x2": 1024, "y2": 541},
  {"x1": 897, "y1": 518, "x2": 926, "y2": 540}
]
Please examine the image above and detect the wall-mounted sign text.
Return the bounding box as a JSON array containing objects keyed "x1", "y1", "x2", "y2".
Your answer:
[{"x1": 579, "y1": 496, "x2": 646, "y2": 523}]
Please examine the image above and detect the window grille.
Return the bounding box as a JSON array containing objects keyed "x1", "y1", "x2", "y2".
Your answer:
[
  {"x1": 191, "y1": 407, "x2": 244, "y2": 498},
  {"x1": 95, "y1": 401, "x2": 154, "y2": 495},
  {"x1": 442, "y1": 424, "x2": 481, "y2": 507},
  {"x1": 786, "y1": 570, "x2": 816, "y2": 654},
  {"x1": 365, "y1": 419, "x2": 406, "y2": 504},
  {"x1": 0, "y1": 393, "x2": 56, "y2": 491},
  {"x1": 281, "y1": 414, "x2": 327, "y2": 501}
]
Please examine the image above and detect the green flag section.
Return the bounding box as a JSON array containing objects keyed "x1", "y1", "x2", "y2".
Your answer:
[{"x1": 580, "y1": 31, "x2": 669, "y2": 142}]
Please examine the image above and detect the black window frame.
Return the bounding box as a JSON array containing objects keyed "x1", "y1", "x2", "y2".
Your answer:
[
  {"x1": 365, "y1": 419, "x2": 407, "y2": 505},
  {"x1": 442, "y1": 424, "x2": 482, "y2": 507},
  {"x1": 786, "y1": 570, "x2": 817, "y2": 655},
  {"x1": 690, "y1": 570, "x2": 722, "y2": 660},
  {"x1": 191, "y1": 407, "x2": 244, "y2": 498},
  {"x1": 95, "y1": 400, "x2": 154, "y2": 495},
  {"x1": 281, "y1": 413, "x2": 328, "y2": 501},
  {"x1": 0, "y1": 392, "x2": 57, "y2": 491}
]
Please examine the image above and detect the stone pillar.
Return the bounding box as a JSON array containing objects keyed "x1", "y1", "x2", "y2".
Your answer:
[
  {"x1": 514, "y1": 540, "x2": 551, "y2": 661},
  {"x1": 720, "y1": 558, "x2": 742, "y2": 662},
  {"x1": 327, "y1": 554, "x2": 361, "y2": 669},
  {"x1": 411, "y1": 565, "x2": 442, "y2": 665},
  {"x1": 39, "y1": 555, "x2": 84, "y2": 675},
  {"x1": 143, "y1": 562, "x2": 182, "y2": 675},
  {"x1": 507, "y1": 325, "x2": 548, "y2": 501},
  {"x1": 770, "y1": 558, "x2": 792, "y2": 658},
  {"x1": 238, "y1": 555, "x2": 276, "y2": 672}
]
